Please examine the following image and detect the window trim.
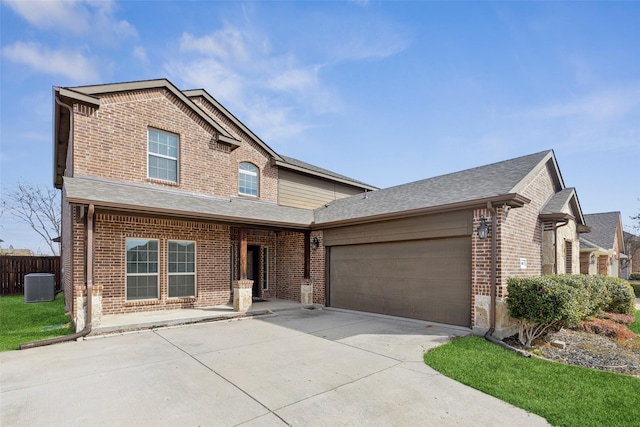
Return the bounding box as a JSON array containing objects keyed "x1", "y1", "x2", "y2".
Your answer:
[
  {"x1": 238, "y1": 162, "x2": 259, "y2": 197},
  {"x1": 148, "y1": 127, "x2": 179, "y2": 183},
  {"x1": 167, "y1": 239, "x2": 197, "y2": 299},
  {"x1": 125, "y1": 238, "x2": 160, "y2": 301}
]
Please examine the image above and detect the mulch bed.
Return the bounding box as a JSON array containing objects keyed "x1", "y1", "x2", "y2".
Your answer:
[{"x1": 505, "y1": 328, "x2": 640, "y2": 377}]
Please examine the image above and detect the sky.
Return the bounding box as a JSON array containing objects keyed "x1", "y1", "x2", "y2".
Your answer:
[{"x1": 1, "y1": 0, "x2": 639, "y2": 254}]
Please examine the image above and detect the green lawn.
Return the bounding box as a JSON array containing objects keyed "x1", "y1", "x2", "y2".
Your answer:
[
  {"x1": 0, "y1": 293, "x2": 73, "y2": 351},
  {"x1": 631, "y1": 310, "x2": 640, "y2": 335},
  {"x1": 424, "y1": 336, "x2": 640, "y2": 427}
]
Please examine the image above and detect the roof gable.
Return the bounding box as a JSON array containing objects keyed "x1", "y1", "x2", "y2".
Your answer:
[
  {"x1": 182, "y1": 89, "x2": 282, "y2": 161},
  {"x1": 583, "y1": 212, "x2": 624, "y2": 252}
]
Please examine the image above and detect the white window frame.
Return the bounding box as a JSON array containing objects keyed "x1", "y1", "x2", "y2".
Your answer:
[
  {"x1": 125, "y1": 238, "x2": 160, "y2": 301},
  {"x1": 239, "y1": 162, "x2": 259, "y2": 196},
  {"x1": 167, "y1": 240, "x2": 196, "y2": 298},
  {"x1": 148, "y1": 128, "x2": 179, "y2": 183}
]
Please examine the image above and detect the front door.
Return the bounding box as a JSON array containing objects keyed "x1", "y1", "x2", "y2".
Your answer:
[{"x1": 247, "y1": 246, "x2": 261, "y2": 298}]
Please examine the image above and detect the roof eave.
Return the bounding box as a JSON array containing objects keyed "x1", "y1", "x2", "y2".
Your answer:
[
  {"x1": 69, "y1": 79, "x2": 238, "y2": 142},
  {"x1": 64, "y1": 196, "x2": 311, "y2": 230}
]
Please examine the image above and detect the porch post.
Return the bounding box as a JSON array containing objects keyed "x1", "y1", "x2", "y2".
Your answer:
[
  {"x1": 233, "y1": 228, "x2": 253, "y2": 312},
  {"x1": 301, "y1": 230, "x2": 313, "y2": 305}
]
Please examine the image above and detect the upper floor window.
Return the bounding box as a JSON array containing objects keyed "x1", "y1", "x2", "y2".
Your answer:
[
  {"x1": 239, "y1": 162, "x2": 259, "y2": 196},
  {"x1": 148, "y1": 128, "x2": 179, "y2": 182}
]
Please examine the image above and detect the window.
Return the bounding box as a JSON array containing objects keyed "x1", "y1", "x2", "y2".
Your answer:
[
  {"x1": 239, "y1": 162, "x2": 258, "y2": 196},
  {"x1": 168, "y1": 240, "x2": 196, "y2": 298},
  {"x1": 148, "y1": 128, "x2": 179, "y2": 182},
  {"x1": 126, "y1": 239, "x2": 159, "y2": 300},
  {"x1": 565, "y1": 240, "x2": 573, "y2": 274}
]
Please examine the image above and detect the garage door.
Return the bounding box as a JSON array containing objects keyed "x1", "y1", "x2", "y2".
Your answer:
[{"x1": 329, "y1": 237, "x2": 471, "y2": 327}]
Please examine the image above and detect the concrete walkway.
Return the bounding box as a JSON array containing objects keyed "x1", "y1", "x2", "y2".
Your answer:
[
  {"x1": 1, "y1": 308, "x2": 551, "y2": 426},
  {"x1": 93, "y1": 298, "x2": 304, "y2": 335}
]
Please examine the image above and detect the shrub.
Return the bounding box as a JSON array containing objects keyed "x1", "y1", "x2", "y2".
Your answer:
[
  {"x1": 549, "y1": 275, "x2": 607, "y2": 318},
  {"x1": 578, "y1": 318, "x2": 636, "y2": 340},
  {"x1": 630, "y1": 272, "x2": 640, "y2": 281},
  {"x1": 602, "y1": 277, "x2": 636, "y2": 315},
  {"x1": 602, "y1": 312, "x2": 634, "y2": 325},
  {"x1": 507, "y1": 276, "x2": 588, "y2": 347},
  {"x1": 631, "y1": 283, "x2": 640, "y2": 297}
]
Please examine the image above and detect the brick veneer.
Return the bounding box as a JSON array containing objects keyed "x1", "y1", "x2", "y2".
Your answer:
[
  {"x1": 471, "y1": 163, "x2": 582, "y2": 337},
  {"x1": 72, "y1": 89, "x2": 278, "y2": 202}
]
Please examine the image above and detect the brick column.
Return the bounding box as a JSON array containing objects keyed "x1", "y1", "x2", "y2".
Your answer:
[{"x1": 233, "y1": 279, "x2": 253, "y2": 312}]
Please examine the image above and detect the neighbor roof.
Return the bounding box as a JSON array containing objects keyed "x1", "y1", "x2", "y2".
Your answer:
[
  {"x1": 313, "y1": 150, "x2": 557, "y2": 225},
  {"x1": 582, "y1": 212, "x2": 623, "y2": 251},
  {"x1": 64, "y1": 176, "x2": 314, "y2": 229}
]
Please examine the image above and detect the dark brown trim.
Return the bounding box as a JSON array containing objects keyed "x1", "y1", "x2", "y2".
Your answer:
[{"x1": 303, "y1": 230, "x2": 311, "y2": 279}]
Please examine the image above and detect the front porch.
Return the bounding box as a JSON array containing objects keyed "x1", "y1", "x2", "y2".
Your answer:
[{"x1": 92, "y1": 298, "x2": 310, "y2": 336}]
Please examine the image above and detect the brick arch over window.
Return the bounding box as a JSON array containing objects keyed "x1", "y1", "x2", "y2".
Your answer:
[{"x1": 239, "y1": 162, "x2": 259, "y2": 197}]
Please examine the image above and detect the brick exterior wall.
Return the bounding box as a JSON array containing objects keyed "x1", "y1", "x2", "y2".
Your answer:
[
  {"x1": 68, "y1": 212, "x2": 313, "y2": 324},
  {"x1": 472, "y1": 163, "x2": 582, "y2": 337},
  {"x1": 71, "y1": 89, "x2": 278, "y2": 201},
  {"x1": 274, "y1": 230, "x2": 325, "y2": 305}
]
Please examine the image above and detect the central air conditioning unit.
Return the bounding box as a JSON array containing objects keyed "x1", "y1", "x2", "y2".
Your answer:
[{"x1": 24, "y1": 273, "x2": 56, "y2": 303}]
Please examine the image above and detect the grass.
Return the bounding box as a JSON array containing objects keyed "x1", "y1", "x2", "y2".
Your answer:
[
  {"x1": 630, "y1": 310, "x2": 640, "y2": 335},
  {"x1": 0, "y1": 293, "x2": 73, "y2": 351},
  {"x1": 424, "y1": 336, "x2": 640, "y2": 427}
]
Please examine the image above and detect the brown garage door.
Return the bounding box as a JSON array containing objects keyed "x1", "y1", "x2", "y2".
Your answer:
[{"x1": 329, "y1": 237, "x2": 471, "y2": 327}]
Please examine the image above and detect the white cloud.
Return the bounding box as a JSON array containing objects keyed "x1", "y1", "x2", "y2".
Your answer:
[
  {"x1": 3, "y1": 0, "x2": 136, "y2": 43},
  {"x1": 180, "y1": 28, "x2": 249, "y2": 62},
  {"x1": 132, "y1": 46, "x2": 148, "y2": 63},
  {"x1": 2, "y1": 41, "x2": 99, "y2": 82},
  {"x1": 330, "y1": 30, "x2": 408, "y2": 62},
  {"x1": 521, "y1": 86, "x2": 640, "y2": 122}
]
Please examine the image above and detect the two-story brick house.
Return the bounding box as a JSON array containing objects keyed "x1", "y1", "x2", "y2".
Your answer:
[{"x1": 54, "y1": 78, "x2": 588, "y2": 339}]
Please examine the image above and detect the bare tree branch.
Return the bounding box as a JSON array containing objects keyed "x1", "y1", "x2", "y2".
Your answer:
[{"x1": 1, "y1": 181, "x2": 61, "y2": 255}]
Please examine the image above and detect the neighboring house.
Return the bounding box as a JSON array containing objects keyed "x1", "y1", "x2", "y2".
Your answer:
[
  {"x1": 579, "y1": 212, "x2": 625, "y2": 277},
  {"x1": 53, "y1": 78, "x2": 588, "y2": 339},
  {"x1": 622, "y1": 231, "x2": 640, "y2": 278}
]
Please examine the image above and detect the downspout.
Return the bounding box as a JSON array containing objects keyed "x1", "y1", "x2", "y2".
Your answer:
[
  {"x1": 482, "y1": 202, "x2": 531, "y2": 357},
  {"x1": 553, "y1": 220, "x2": 570, "y2": 274},
  {"x1": 21, "y1": 204, "x2": 94, "y2": 349},
  {"x1": 484, "y1": 202, "x2": 498, "y2": 339}
]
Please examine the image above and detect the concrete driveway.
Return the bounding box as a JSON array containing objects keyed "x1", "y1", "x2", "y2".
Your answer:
[{"x1": 1, "y1": 308, "x2": 550, "y2": 426}]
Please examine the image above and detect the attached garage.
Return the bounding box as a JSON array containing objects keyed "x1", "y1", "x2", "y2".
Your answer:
[{"x1": 323, "y1": 211, "x2": 473, "y2": 327}]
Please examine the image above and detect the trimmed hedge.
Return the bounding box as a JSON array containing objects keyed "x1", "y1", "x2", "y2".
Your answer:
[
  {"x1": 629, "y1": 272, "x2": 640, "y2": 281},
  {"x1": 506, "y1": 275, "x2": 636, "y2": 346},
  {"x1": 631, "y1": 283, "x2": 640, "y2": 298}
]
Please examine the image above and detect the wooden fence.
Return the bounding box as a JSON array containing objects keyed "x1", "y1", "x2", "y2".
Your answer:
[{"x1": 0, "y1": 256, "x2": 61, "y2": 295}]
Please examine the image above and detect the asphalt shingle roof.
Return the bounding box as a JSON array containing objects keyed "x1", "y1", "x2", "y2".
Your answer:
[
  {"x1": 540, "y1": 187, "x2": 576, "y2": 215},
  {"x1": 314, "y1": 150, "x2": 554, "y2": 224},
  {"x1": 64, "y1": 176, "x2": 314, "y2": 228},
  {"x1": 280, "y1": 156, "x2": 376, "y2": 189},
  {"x1": 582, "y1": 212, "x2": 621, "y2": 250}
]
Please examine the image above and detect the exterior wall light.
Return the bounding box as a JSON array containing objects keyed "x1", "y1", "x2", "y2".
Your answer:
[
  {"x1": 311, "y1": 236, "x2": 320, "y2": 250},
  {"x1": 477, "y1": 215, "x2": 489, "y2": 240}
]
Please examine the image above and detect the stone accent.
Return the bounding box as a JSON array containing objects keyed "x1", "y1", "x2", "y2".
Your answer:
[
  {"x1": 73, "y1": 285, "x2": 103, "y2": 332},
  {"x1": 301, "y1": 279, "x2": 313, "y2": 305},
  {"x1": 233, "y1": 279, "x2": 253, "y2": 312}
]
